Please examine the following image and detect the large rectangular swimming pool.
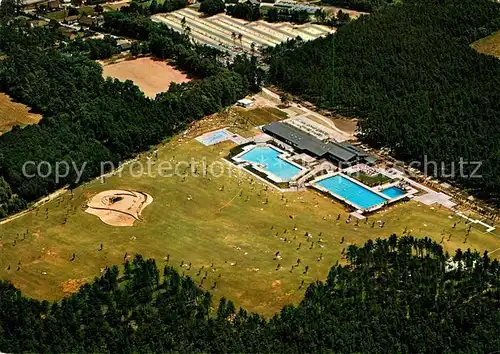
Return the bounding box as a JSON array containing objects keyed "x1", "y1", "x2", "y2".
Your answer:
[
  {"x1": 239, "y1": 146, "x2": 302, "y2": 181},
  {"x1": 316, "y1": 174, "x2": 388, "y2": 210}
]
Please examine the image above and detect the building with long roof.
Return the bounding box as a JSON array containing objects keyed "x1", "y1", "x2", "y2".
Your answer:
[{"x1": 262, "y1": 121, "x2": 376, "y2": 166}]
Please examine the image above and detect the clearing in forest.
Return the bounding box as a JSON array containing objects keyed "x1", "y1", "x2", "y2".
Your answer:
[
  {"x1": 0, "y1": 107, "x2": 498, "y2": 317},
  {"x1": 0, "y1": 93, "x2": 42, "y2": 135},
  {"x1": 100, "y1": 57, "x2": 191, "y2": 98},
  {"x1": 472, "y1": 30, "x2": 500, "y2": 58}
]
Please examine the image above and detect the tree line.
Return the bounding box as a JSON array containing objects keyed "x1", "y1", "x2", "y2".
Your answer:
[
  {"x1": 0, "y1": 5, "x2": 262, "y2": 215},
  {"x1": 63, "y1": 36, "x2": 120, "y2": 60},
  {"x1": 265, "y1": 0, "x2": 500, "y2": 205},
  {"x1": 0, "y1": 236, "x2": 498, "y2": 352}
]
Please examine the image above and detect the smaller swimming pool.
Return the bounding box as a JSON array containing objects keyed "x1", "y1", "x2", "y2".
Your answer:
[
  {"x1": 381, "y1": 186, "x2": 406, "y2": 199},
  {"x1": 238, "y1": 146, "x2": 302, "y2": 181}
]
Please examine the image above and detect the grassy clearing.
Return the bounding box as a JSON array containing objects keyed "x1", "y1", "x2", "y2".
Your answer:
[
  {"x1": 45, "y1": 10, "x2": 67, "y2": 21},
  {"x1": 103, "y1": 2, "x2": 130, "y2": 11},
  {"x1": 79, "y1": 6, "x2": 96, "y2": 16},
  {"x1": 472, "y1": 31, "x2": 500, "y2": 58},
  {"x1": 0, "y1": 93, "x2": 42, "y2": 135},
  {"x1": 226, "y1": 106, "x2": 287, "y2": 138},
  {"x1": 0, "y1": 108, "x2": 498, "y2": 316}
]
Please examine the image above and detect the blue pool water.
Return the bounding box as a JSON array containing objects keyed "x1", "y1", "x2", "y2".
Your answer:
[
  {"x1": 199, "y1": 130, "x2": 229, "y2": 145},
  {"x1": 381, "y1": 186, "x2": 406, "y2": 199},
  {"x1": 316, "y1": 175, "x2": 388, "y2": 209},
  {"x1": 239, "y1": 146, "x2": 302, "y2": 181}
]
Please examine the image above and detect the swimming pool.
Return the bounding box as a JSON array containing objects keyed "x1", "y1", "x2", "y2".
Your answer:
[
  {"x1": 381, "y1": 186, "x2": 406, "y2": 199},
  {"x1": 316, "y1": 174, "x2": 388, "y2": 210},
  {"x1": 197, "y1": 130, "x2": 230, "y2": 146},
  {"x1": 239, "y1": 146, "x2": 302, "y2": 181}
]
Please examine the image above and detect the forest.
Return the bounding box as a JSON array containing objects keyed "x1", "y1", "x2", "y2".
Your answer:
[
  {"x1": 0, "y1": 5, "x2": 262, "y2": 216},
  {"x1": 0, "y1": 236, "x2": 498, "y2": 353},
  {"x1": 265, "y1": 0, "x2": 500, "y2": 205}
]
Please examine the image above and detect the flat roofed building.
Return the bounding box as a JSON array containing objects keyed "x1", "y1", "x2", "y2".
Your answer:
[
  {"x1": 236, "y1": 98, "x2": 254, "y2": 108},
  {"x1": 262, "y1": 121, "x2": 375, "y2": 166}
]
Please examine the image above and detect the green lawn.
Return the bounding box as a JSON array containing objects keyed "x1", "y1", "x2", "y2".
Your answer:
[
  {"x1": 131, "y1": 0, "x2": 166, "y2": 8},
  {"x1": 350, "y1": 171, "x2": 392, "y2": 187},
  {"x1": 103, "y1": 2, "x2": 131, "y2": 11},
  {"x1": 472, "y1": 30, "x2": 500, "y2": 58},
  {"x1": 0, "y1": 108, "x2": 498, "y2": 316},
  {"x1": 45, "y1": 10, "x2": 67, "y2": 21},
  {"x1": 227, "y1": 106, "x2": 287, "y2": 138},
  {"x1": 79, "y1": 6, "x2": 96, "y2": 16}
]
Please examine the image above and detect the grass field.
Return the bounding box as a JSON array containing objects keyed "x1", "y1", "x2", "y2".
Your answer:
[
  {"x1": 229, "y1": 106, "x2": 288, "y2": 137},
  {"x1": 472, "y1": 30, "x2": 500, "y2": 58},
  {"x1": 0, "y1": 108, "x2": 498, "y2": 316},
  {"x1": 0, "y1": 93, "x2": 42, "y2": 135},
  {"x1": 45, "y1": 10, "x2": 67, "y2": 21}
]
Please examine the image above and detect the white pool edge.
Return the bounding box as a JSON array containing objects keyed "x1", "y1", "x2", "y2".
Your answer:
[{"x1": 232, "y1": 143, "x2": 308, "y2": 183}]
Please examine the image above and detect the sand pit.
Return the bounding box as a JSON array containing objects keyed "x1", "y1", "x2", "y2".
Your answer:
[
  {"x1": 101, "y1": 57, "x2": 191, "y2": 98},
  {"x1": 85, "y1": 190, "x2": 153, "y2": 227}
]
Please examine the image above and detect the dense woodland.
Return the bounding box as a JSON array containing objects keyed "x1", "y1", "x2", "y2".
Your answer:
[
  {"x1": 266, "y1": 0, "x2": 500, "y2": 204},
  {"x1": 0, "y1": 4, "x2": 263, "y2": 215},
  {"x1": 0, "y1": 236, "x2": 498, "y2": 352}
]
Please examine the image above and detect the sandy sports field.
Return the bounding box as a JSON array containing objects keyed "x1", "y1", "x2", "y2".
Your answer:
[
  {"x1": 0, "y1": 93, "x2": 42, "y2": 135},
  {"x1": 101, "y1": 57, "x2": 190, "y2": 98},
  {"x1": 85, "y1": 189, "x2": 153, "y2": 227}
]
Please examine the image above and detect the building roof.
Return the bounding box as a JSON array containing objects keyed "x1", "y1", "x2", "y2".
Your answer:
[{"x1": 263, "y1": 121, "x2": 367, "y2": 162}]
